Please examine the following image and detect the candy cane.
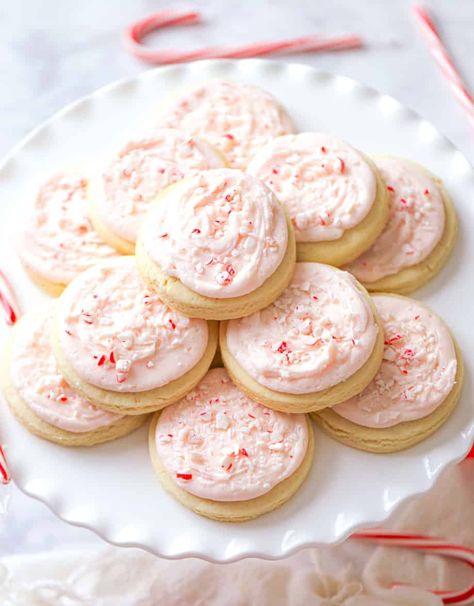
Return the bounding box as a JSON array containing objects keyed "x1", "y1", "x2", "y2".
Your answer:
[
  {"x1": 413, "y1": 4, "x2": 474, "y2": 129},
  {"x1": 0, "y1": 271, "x2": 16, "y2": 485},
  {"x1": 124, "y1": 10, "x2": 363, "y2": 64},
  {"x1": 353, "y1": 529, "x2": 474, "y2": 604},
  {"x1": 0, "y1": 270, "x2": 19, "y2": 326},
  {"x1": 0, "y1": 445, "x2": 10, "y2": 484}
]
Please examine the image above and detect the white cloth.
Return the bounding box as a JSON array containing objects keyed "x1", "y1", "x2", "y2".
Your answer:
[{"x1": 0, "y1": 460, "x2": 472, "y2": 605}]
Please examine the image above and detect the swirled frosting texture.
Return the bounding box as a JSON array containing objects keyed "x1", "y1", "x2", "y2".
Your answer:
[
  {"x1": 11, "y1": 308, "x2": 122, "y2": 433},
  {"x1": 155, "y1": 368, "x2": 308, "y2": 501},
  {"x1": 346, "y1": 158, "x2": 446, "y2": 282},
  {"x1": 226, "y1": 263, "x2": 379, "y2": 394},
  {"x1": 333, "y1": 295, "x2": 457, "y2": 428},
  {"x1": 93, "y1": 129, "x2": 224, "y2": 244},
  {"x1": 247, "y1": 133, "x2": 377, "y2": 242},
  {"x1": 56, "y1": 257, "x2": 209, "y2": 392},
  {"x1": 156, "y1": 80, "x2": 295, "y2": 169},
  {"x1": 141, "y1": 169, "x2": 288, "y2": 298},
  {"x1": 17, "y1": 174, "x2": 118, "y2": 285}
]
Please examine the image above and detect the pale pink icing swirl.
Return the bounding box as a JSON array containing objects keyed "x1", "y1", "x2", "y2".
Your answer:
[
  {"x1": 226, "y1": 263, "x2": 379, "y2": 394},
  {"x1": 10, "y1": 308, "x2": 122, "y2": 433},
  {"x1": 156, "y1": 80, "x2": 295, "y2": 169},
  {"x1": 92, "y1": 129, "x2": 225, "y2": 244},
  {"x1": 333, "y1": 295, "x2": 457, "y2": 428},
  {"x1": 141, "y1": 169, "x2": 288, "y2": 298},
  {"x1": 346, "y1": 158, "x2": 446, "y2": 282},
  {"x1": 56, "y1": 257, "x2": 209, "y2": 392},
  {"x1": 17, "y1": 174, "x2": 118, "y2": 285},
  {"x1": 155, "y1": 368, "x2": 308, "y2": 501},
  {"x1": 247, "y1": 133, "x2": 377, "y2": 242}
]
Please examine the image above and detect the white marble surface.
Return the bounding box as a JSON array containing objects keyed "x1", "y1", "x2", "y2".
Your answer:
[
  {"x1": 0, "y1": 0, "x2": 473, "y2": 556},
  {"x1": 1, "y1": 0, "x2": 473, "y2": 162}
]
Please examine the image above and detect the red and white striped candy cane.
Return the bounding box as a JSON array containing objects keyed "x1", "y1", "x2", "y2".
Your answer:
[
  {"x1": 413, "y1": 4, "x2": 474, "y2": 130},
  {"x1": 0, "y1": 269, "x2": 18, "y2": 484},
  {"x1": 124, "y1": 10, "x2": 363, "y2": 64},
  {"x1": 353, "y1": 529, "x2": 474, "y2": 604},
  {"x1": 0, "y1": 270, "x2": 19, "y2": 326},
  {"x1": 0, "y1": 445, "x2": 10, "y2": 484}
]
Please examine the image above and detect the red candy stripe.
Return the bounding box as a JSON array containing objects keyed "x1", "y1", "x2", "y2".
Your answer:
[
  {"x1": 176, "y1": 473, "x2": 192, "y2": 480},
  {"x1": 0, "y1": 270, "x2": 20, "y2": 325},
  {"x1": 0, "y1": 445, "x2": 11, "y2": 484}
]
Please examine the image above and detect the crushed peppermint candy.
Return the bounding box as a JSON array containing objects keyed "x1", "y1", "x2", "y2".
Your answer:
[
  {"x1": 216, "y1": 270, "x2": 233, "y2": 285},
  {"x1": 176, "y1": 473, "x2": 192, "y2": 480},
  {"x1": 275, "y1": 341, "x2": 289, "y2": 354},
  {"x1": 385, "y1": 334, "x2": 403, "y2": 346},
  {"x1": 115, "y1": 358, "x2": 131, "y2": 383},
  {"x1": 116, "y1": 359, "x2": 131, "y2": 372},
  {"x1": 81, "y1": 311, "x2": 93, "y2": 324},
  {"x1": 215, "y1": 411, "x2": 230, "y2": 430}
]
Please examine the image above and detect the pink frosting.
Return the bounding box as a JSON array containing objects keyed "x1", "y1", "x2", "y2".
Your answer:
[
  {"x1": 155, "y1": 368, "x2": 308, "y2": 501},
  {"x1": 226, "y1": 263, "x2": 379, "y2": 394},
  {"x1": 333, "y1": 295, "x2": 457, "y2": 428},
  {"x1": 17, "y1": 174, "x2": 118, "y2": 285},
  {"x1": 346, "y1": 158, "x2": 446, "y2": 282},
  {"x1": 141, "y1": 169, "x2": 288, "y2": 298},
  {"x1": 91, "y1": 129, "x2": 224, "y2": 244},
  {"x1": 10, "y1": 307, "x2": 122, "y2": 433},
  {"x1": 156, "y1": 80, "x2": 295, "y2": 169},
  {"x1": 247, "y1": 133, "x2": 377, "y2": 242},
  {"x1": 56, "y1": 257, "x2": 209, "y2": 393}
]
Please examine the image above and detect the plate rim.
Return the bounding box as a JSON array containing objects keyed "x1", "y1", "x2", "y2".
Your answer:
[{"x1": 9, "y1": 441, "x2": 471, "y2": 563}]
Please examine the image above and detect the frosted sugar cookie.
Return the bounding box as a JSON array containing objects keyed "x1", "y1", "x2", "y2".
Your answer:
[
  {"x1": 345, "y1": 157, "x2": 457, "y2": 293},
  {"x1": 88, "y1": 129, "x2": 225, "y2": 254},
  {"x1": 247, "y1": 133, "x2": 389, "y2": 266},
  {"x1": 220, "y1": 263, "x2": 384, "y2": 413},
  {"x1": 148, "y1": 368, "x2": 313, "y2": 522},
  {"x1": 155, "y1": 80, "x2": 295, "y2": 169},
  {"x1": 0, "y1": 307, "x2": 146, "y2": 446},
  {"x1": 16, "y1": 173, "x2": 118, "y2": 296},
  {"x1": 52, "y1": 256, "x2": 217, "y2": 414},
  {"x1": 313, "y1": 294, "x2": 463, "y2": 452},
  {"x1": 136, "y1": 169, "x2": 296, "y2": 320}
]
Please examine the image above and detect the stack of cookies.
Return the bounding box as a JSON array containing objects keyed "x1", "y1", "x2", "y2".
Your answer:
[{"x1": 1, "y1": 80, "x2": 463, "y2": 522}]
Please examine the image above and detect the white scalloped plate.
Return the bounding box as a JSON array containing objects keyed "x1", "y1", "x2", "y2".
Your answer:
[{"x1": 0, "y1": 60, "x2": 473, "y2": 563}]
